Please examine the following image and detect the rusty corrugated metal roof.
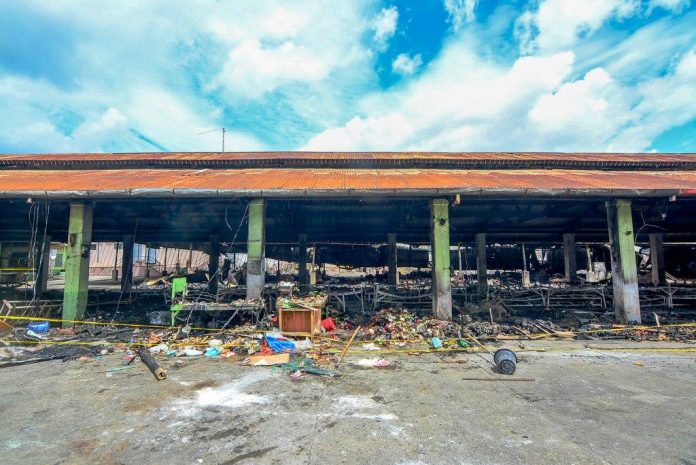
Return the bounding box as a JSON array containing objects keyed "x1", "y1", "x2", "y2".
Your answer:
[
  {"x1": 1, "y1": 168, "x2": 695, "y2": 198},
  {"x1": 2, "y1": 152, "x2": 696, "y2": 170}
]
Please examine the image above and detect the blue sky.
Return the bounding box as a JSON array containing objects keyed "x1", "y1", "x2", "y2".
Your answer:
[{"x1": 0, "y1": 0, "x2": 695, "y2": 153}]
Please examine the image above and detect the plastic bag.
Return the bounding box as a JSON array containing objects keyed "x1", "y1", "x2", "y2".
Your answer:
[{"x1": 264, "y1": 335, "x2": 296, "y2": 353}]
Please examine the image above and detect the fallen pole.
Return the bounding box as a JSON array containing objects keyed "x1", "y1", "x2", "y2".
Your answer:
[
  {"x1": 338, "y1": 325, "x2": 361, "y2": 365},
  {"x1": 461, "y1": 377, "x2": 535, "y2": 382},
  {"x1": 138, "y1": 348, "x2": 166, "y2": 380}
]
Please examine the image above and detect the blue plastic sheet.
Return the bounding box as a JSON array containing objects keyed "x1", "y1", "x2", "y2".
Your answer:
[{"x1": 265, "y1": 335, "x2": 296, "y2": 353}]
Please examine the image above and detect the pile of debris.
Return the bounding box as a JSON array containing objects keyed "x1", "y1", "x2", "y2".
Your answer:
[{"x1": 364, "y1": 308, "x2": 459, "y2": 341}]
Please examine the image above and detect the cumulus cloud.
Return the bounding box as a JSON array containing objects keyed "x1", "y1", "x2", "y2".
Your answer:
[
  {"x1": 304, "y1": 41, "x2": 696, "y2": 153},
  {"x1": 0, "y1": 0, "x2": 371, "y2": 152},
  {"x1": 444, "y1": 0, "x2": 478, "y2": 31},
  {"x1": 218, "y1": 40, "x2": 330, "y2": 97},
  {"x1": 370, "y1": 6, "x2": 398, "y2": 51},
  {"x1": 1, "y1": 0, "x2": 695, "y2": 155},
  {"x1": 517, "y1": 0, "x2": 640, "y2": 53},
  {"x1": 649, "y1": 0, "x2": 691, "y2": 12},
  {"x1": 392, "y1": 53, "x2": 423, "y2": 76}
]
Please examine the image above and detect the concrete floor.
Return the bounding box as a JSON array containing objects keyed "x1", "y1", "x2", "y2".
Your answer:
[{"x1": 1, "y1": 341, "x2": 695, "y2": 465}]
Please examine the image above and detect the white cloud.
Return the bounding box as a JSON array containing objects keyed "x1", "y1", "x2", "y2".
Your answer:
[
  {"x1": 392, "y1": 53, "x2": 423, "y2": 76},
  {"x1": 304, "y1": 43, "x2": 577, "y2": 151},
  {"x1": 0, "y1": 0, "x2": 372, "y2": 152},
  {"x1": 444, "y1": 0, "x2": 478, "y2": 31},
  {"x1": 218, "y1": 40, "x2": 330, "y2": 97},
  {"x1": 517, "y1": 0, "x2": 641, "y2": 53},
  {"x1": 0, "y1": 75, "x2": 263, "y2": 153},
  {"x1": 513, "y1": 11, "x2": 537, "y2": 55},
  {"x1": 649, "y1": 0, "x2": 691, "y2": 12},
  {"x1": 370, "y1": 6, "x2": 398, "y2": 51},
  {"x1": 304, "y1": 38, "x2": 696, "y2": 153},
  {"x1": 609, "y1": 47, "x2": 696, "y2": 150},
  {"x1": 1, "y1": 0, "x2": 695, "y2": 155}
]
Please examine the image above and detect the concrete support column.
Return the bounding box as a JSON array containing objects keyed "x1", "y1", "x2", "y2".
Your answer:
[
  {"x1": 121, "y1": 235, "x2": 133, "y2": 293},
  {"x1": 387, "y1": 233, "x2": 398, "y2": 287},
  {"x1": 62, "y1": 203, "x2": 93, "y2": 326},
  {"x1": 606, "y1": 199, "x2": 641, "y2": 324},
  {"x1": 35, "y1": 234, "x2": 51, "y2": 294},
  {"x1": 246, "y1": 199, "x2": 266, "y2": 300},
  {"x1": 649, "y1": 233, "x2": 665, "y2": 286},
  {"x1": 521, "y1": 243, "x2": 531, "y2": 288},
  {"x1": 476, "y1": 233, "x2": 487, "y2": 287},
  {"x1": 298, "y1": 233, "x2": 309, "y2": 285},
  {"x1": 208, "y1": 235, "x2": 220, "y2": 297},
  {"x1": 563, "y1": 233, "x2": 577, "y2": 283},
  {"x1": 430, "y1": 199, "x2": 452, "y2": 319}
]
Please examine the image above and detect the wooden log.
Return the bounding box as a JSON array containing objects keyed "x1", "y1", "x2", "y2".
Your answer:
[
  {"x1": 338, "y1": 325, "x2": 361, "y2": 364},
  {"x1": 138, "y1": 348, "x2": 166, "y2": 380}
]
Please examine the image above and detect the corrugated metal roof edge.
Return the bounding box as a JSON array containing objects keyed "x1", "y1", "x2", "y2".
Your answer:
[
  {"x1": 1, "y1": 187, "x2": 688, "y2": 199},
  {"x1": 2, "y1": 152, "x2": 696, "y2": 171}
]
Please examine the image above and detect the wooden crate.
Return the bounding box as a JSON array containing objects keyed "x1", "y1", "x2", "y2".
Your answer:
[{"x1": 278, "y1": 307, "x2": 321, "y2": 336}]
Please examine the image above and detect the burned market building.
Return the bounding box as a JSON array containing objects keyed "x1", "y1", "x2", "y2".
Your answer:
[{"x1": 2, "y1": 151, "x2": 696, "y2": 328}]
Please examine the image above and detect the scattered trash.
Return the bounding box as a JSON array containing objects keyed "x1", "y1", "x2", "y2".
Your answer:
[
  {"x1": 27, "y1": 321, "x2": 50, "y2": 333},
  {"x1": 362, "y1": 343, "x2": 381, "y2": 351},
  {"x1": 356, "y1": 358, "x2": 391, "y2": 368},
  {"x1": 289, "y1": 370, "x2": 303, "y2": 381},
  {"x1": 204, "y1": 347, "x2": 222, "y2": 357},
  {"x1": 149, "y1": 343, "x2": 169, "y2": 354},
  {"x1": 304, "y1": 365, "x2": 342, "y2": 377},
  {"x1": 184, "y1": 348, "x2": 203, "y2": 357},
  {"x1": 263, "y1": 334, "x2": 296, "y2": 354},
  {"x1": 321, "y1": 317, "x2": 337, "y2": 332},
  {"x1": 249, "y1": 353, "x2": 291, "y2": 366},
  {"x1": 26, "y1": 329, "x2": 46, "y2": 340},
  {"x1": 294, "y1": 338, "x2": 313, "y2": 349},
  {"x1": 431, "y1": 337, "x2": 443, "y2": 349}
]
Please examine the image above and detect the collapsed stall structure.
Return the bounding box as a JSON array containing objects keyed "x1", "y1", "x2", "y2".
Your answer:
[{"x1": 2, "y1": 152, "x2": 696, "y2": 326}]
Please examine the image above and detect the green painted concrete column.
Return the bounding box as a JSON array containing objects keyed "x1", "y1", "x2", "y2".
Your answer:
[
  {"x1": 606, "y1": 199, "x2": 640, "y2": 324},
  {"x1": 62, "y1": 203, "x2": 93, "y2": 326},
  {"x1": 430, "y1": 199, "x2": 452, "y2": 319},
  {"x1": 246, "y1": 199, "x2": 266, "y2": 300}
]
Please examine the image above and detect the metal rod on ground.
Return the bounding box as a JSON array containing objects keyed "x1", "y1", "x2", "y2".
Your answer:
[
  {"x1": 138, "y1": 348, "x2": 166, "y2": 380},
  {"x1": 461, "y1": 377, "x2": 534, "y2": 382},
  {"x1": 338, "y1": 325, "x2": 361, "y2": 364}
]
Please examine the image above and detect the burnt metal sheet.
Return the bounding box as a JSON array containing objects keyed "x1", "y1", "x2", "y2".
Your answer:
[
  {"x1": 1, "y1": 151, "x2": 696, "y2": 171},
  {"x1": 0, "y1": 168, "x2": 694, "y2": 198}
]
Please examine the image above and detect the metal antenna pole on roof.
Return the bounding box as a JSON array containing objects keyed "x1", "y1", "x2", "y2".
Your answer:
[{"x1": 197, "y1": 127, "x2": 226, "y2": 152}]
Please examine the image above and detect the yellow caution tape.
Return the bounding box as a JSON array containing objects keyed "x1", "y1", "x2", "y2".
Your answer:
[{"x1": 0, "y1": 315, "x2": 272, "y2": 334}]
